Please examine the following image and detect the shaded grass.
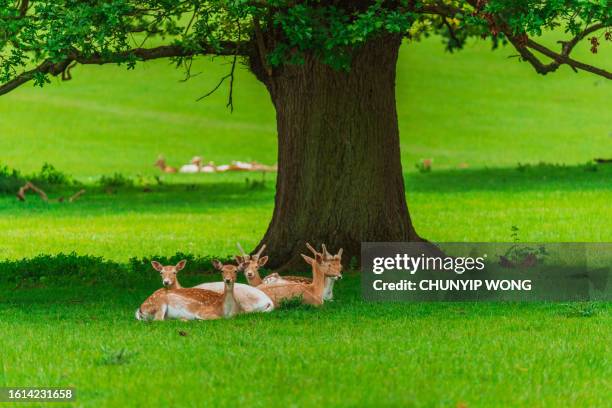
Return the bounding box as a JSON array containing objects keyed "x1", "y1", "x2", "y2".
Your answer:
[
  {"x1": 0, "y1": 275, "x2": 610, "y2": 407},
  {"x1": 0, "y1": 164, "x2": 609, "y2": 260}
]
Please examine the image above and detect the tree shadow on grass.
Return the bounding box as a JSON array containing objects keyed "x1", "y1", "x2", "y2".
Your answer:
[{"x1": 406, "y1": 163, "x2": 612, "y2": 193}]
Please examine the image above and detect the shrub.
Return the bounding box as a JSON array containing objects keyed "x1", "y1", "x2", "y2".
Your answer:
[
  {"x1": 30, "y1": 163, "x2": 75, "y2": 186},
  {"x1": 1, "y1": 163, "x2": 76, "y2": 194},
  {"x1": 129, "y1": 252, "x2": 231, "y2": 276},
  {"x1": 0, "y1": 164, "x2": 24, "y2": 193},
  {"x1": 0, "y1": 252, "x2": 233, "y2": 287},
  {"x1": 0, "y1": 253, "x2": 128, "y2": 286},
  {"x1": 98, "y1": 173, "x2": 134, "y2": 189}
]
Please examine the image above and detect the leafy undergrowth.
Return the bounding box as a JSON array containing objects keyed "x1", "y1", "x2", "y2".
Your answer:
[
  {"x1": 0, "y1": 253, "x2": 232, "y2": 288},
  {"x1": 0, "y1": 162, "x2": 78, "y2": 194},
  {"x1": 0, "y1": 274, "x2": 610, "y2": 407}
]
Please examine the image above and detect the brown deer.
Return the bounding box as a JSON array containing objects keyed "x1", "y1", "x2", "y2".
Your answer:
[
  {"x1": 154, "y1": 156, "x2": 177, "y2": 173},
  {"x1": 257, "y1": 243, "x2": 343, "y2": 306},
  {"x1": 235, "y1": 243, "x2": 268, "y2": 286},
  {"x1": 135, "y1": 260, "x2": 242, "y2": 321},
  {"x1": 263, "y1": 243, "x2": 343, "y2": 301}
]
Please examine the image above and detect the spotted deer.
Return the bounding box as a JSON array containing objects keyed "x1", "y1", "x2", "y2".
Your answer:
[
  {"x1": 135, "y1": 260, "x2": 242, "y2": 321},
  {"x1": 235, "y1": 243, "x2": 268, "y2": 286},
  {"x1": 263, "y1": 244, "x2": 343, "y2": 301},
  {"x1": 193, "y1": 249, "x2": 273, "y2": 312},
  {"x1": 257, "y1": 244, "x2": 343, "y2": 306}
]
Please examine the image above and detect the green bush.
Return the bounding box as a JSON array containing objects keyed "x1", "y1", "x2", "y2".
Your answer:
[
  {"x1": 0, "y1": 252, "x2": 232, "y2": 287},
  {"x1": 30, "y1": 163, "x2": 75, "y2": 186},
  {"x1": 0, "y1": 163, "x2": 76, "y2": 194},
  {"x1": 0, "y1": 164, "x2": 24, "y2": 193},
  {"x1": 98, "y1": 173, "x2": 134, "y2": 189},
  {"x1": 129, "y1": 252, "x2": 230, "y2": 276}
]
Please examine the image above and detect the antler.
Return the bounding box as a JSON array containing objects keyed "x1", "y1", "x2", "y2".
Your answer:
[
  {"x1": 236, "y1": 242, "x2": 248, "y2": 257},
  {"x1": 322, "y1": 244, "x2": 332, "y2": 259},
  {"x1": 305, "y1": 242, "x2": 320, "y2": 256},
  {"x1": 254, "y1": 244, "x2": 267, "y2": 260}
]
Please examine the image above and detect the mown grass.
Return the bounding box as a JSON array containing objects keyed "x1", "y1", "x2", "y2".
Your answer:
[
  {"x1": 0, "y1": 164, "x2": 610, "y2": 260},
  {"x1": 0, "y1": 275, "x2": 611, "y2": 407}
]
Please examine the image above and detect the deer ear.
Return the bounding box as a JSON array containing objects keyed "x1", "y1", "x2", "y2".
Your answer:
[
  {"x1": 151, "y1": 261, "x2": 163, "y2": 271},
  {"x1": 175, "y1": 259, "x2": 187, "y2": 271},
  {"x1": 301, "y1": 254, "x2": 314, "y2": 265},
  {"x1": 258, "y1": 256, "x2": 269, "y2": 267},
  {"x1": 212, "y1": 260, "x2": 223, "y2": 271},
  {"x1": 336, "y1": 248, "x2": 343, "y2": 259},
  {"x1": 235, "y1": 255, "x2": 244, "y2": 264}
]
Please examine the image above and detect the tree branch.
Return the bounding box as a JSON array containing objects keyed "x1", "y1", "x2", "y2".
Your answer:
[
  {"x1": 457, "y1": 0, "x2": 611, "y2": 79},
  {"x1": 508, "y1": 26, "x2": 611, "y2": 79},
  {"x1": 0, "y1": 41, "x2": 248, "y2": 96}
]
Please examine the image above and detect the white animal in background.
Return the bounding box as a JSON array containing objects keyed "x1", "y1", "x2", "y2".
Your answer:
[{"x1": 179, "y1": 156, "x2": 203, "y2": 173}]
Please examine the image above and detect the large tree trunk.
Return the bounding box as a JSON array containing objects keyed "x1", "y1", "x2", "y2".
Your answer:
[{"x1": 251, "y1": 35, "x2": 426, "y2": 270}]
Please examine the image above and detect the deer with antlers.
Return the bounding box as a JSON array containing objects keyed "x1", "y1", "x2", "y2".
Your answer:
[
  {"x1": 135, "y1": 260, "x2": 243, "y2": 321},
  {"x1": 256, "y1": 243, "x2": 343, "y2": 307},
  {"x1": 235, "y1": 243, "x2": 269, "y2": 286},
  {"x1": 193, "y1": 252, "x2": 274, "y2": 313},
  {"x1": 262, "y1": 244, "x2": 342, "y2": 301}
]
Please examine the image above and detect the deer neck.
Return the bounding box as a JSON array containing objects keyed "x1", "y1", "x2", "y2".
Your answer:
[
  {"x1": 168, "y1": 280, "x2": 182, "y2": 290},
  {"x1": 248, "y1": 273, "x2": 263, "y2": 286},
  {"x1": 310, "y1": 262, "x2": 326, "y2": 297},
  {"x1": 222, "y1": 282, "x2": 240, "y2": 317}
]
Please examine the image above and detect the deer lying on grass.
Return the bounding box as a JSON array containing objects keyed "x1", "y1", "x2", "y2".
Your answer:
[
  {"x1": 235, "y1": 243, "x2": 269, "y2": 286},
  {"x1": 193, "y1": 255, "x2": 274, "y2": 313},
  {"x1": 154, "y1": 156, "x2": 177, "y2": 173},
  {"x1": 257, "y1": 244, "x2": 343, "y2": 306},
  {"x1": 263, "y1": 244, "x2": 342, "y2": 301},
  {"x1": 179, "y1": 156, "x2": 203, "y2": 173},
  {"x1": 135, "y1": 260, "x2": 242, "y2": 321}
]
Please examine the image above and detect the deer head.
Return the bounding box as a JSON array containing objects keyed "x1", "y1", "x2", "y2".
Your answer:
[
  {"x1": 303, "y1": 243, "x2": 343, "y2": 279},
  {"x1": 235, "y1": 243, "x2": 268, "y2": 285},
  {"x1": 190, "y1": 156, "x2": 203, "y2": 167},
  {"x1": 212, "y1": 260, "x2": 239, "y2": 288},
  {"x1": 154, "y1": 156, "x2": 167, "y2": 169},
  {"x1": 151, "y1": 259, "x2": 187, "y2": 289}
]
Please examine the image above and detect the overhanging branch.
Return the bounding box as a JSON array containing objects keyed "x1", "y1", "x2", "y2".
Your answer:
[
  {"x1": 508, "y1": 26, "x2": 611, "y2": 80},
  {"x1": 0, "y1": 41, "x2": 248, "y2": 96}
]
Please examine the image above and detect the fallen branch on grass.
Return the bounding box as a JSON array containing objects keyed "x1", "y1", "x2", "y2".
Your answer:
[
  {"x1": 17, "y1": 182, "x2": 48, "y2": 202},
  {"x1": 16, "y1": 182, "x2": 86, "y2": 203}
]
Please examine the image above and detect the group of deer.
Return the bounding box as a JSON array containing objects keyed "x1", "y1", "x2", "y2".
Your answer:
[
  {"x1": 135, "y1": 243, "x2": 343, "y2": 321},
  {"x1": 155, "y1": 156, "x2": 277, "y2": 174}
]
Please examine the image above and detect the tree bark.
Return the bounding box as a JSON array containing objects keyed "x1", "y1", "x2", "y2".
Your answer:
[{"x1": 251, "y1": 35, "x2": 426, "y2": 270}]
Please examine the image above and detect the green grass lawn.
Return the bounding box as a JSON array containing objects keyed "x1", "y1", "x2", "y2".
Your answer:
[
  {"x1": 0, "y1": 34, "x2": 611, "y2": 407},
  {"x1": 1, "y1": 275, "x2": 611, "y2": 408},
  {"x1": 0, "y1": 164, "x2": 610, "y2": 260}
]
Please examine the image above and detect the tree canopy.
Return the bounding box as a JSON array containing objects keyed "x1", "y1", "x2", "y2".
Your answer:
[{"x1": 1, "y1": 0, "x2": 610, "y2": 98}]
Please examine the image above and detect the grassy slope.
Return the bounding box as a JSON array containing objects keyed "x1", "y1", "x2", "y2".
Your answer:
[{"x1": 0, "y1": 37, "x2": 610, "y2": 259}]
